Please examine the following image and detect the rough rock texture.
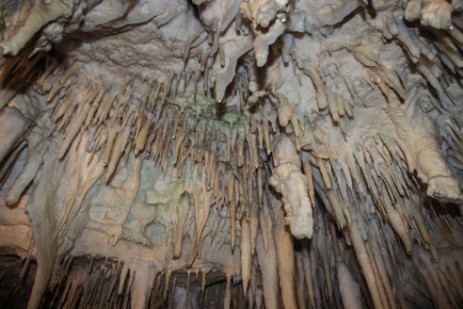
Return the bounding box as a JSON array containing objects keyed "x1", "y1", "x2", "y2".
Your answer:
[{"x1": 0, "y1": 0, "x2": 463, "y2": 308}]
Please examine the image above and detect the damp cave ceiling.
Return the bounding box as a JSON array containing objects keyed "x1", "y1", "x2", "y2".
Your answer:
[{"x1": 0, "y1": 0, "x2": 463, "y2": 308}]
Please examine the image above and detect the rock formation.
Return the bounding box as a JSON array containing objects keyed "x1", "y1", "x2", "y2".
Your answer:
[{"x1": 0, "y1": 0, "x2": 462, "y2": 308}]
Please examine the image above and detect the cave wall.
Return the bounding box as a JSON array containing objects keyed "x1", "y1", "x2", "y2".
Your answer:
[{"x1": 0, "y1": 0, "x2": 463, "y2": 308}]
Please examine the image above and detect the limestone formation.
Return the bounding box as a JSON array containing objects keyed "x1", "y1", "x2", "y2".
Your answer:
[{"x1": 0, "y1": 0, "x2": 462, "y2": 308}]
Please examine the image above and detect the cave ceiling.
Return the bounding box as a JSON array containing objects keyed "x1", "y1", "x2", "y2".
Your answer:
[{"x1": 0, "y1": 0, "x2": 463, "y2": 308}]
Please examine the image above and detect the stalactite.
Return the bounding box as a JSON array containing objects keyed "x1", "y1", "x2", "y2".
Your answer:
[
  {"x1": 0, "y1": 106, "x2": 30, "y2": 164},
  {"x1": 272, "y1": 199, "x2": 297, "y2": 309},
  {"x1": 240, "y1": 216, "x2": 251, "y2": 295},
  {"x1": 1, "y1": 0, "x2": 463, "y2": 308}
]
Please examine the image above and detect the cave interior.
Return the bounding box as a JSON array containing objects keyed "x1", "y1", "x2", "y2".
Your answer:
[{"x1": 1, "y1": 0, "x2": 463, "y2": 308}]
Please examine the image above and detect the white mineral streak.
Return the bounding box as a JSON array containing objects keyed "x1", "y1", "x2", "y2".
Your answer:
[{"x1": 0, "y1": 0, "x2": 462, "y2": 308}]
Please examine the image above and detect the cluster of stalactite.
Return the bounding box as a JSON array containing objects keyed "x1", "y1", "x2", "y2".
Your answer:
[
  {"x1": 0, "y1": 256, "x2": 247, "y2": 308},
  {"x1": 0, "y1": 0, "x2": 463, "y2": 308}
]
